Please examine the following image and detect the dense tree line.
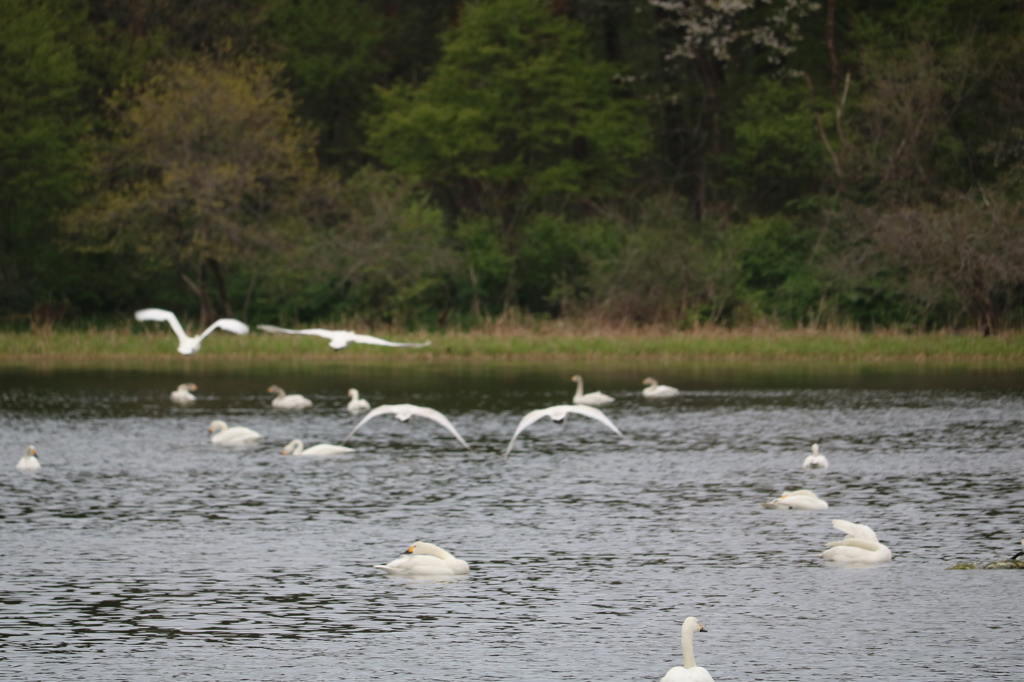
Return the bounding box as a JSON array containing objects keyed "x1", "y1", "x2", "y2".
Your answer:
[{"x1": 3, "y1": 0, "x2": 1023, "y2": 330}]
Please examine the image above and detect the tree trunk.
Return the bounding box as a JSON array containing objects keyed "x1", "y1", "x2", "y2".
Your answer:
[
  {"x1": 206, "y1": 257, "x2": 234, "y2": 318},
  {"x1": 181, "y1": 271, "x2": 217, "y2": 328}
]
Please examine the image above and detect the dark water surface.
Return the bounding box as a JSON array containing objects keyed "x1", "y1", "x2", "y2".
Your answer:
[{"x1": 2, "y1": 363, "x2": 1023, "y2": 680}]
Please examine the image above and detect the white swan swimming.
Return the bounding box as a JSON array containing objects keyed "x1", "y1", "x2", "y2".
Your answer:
[
  {"x1": 802, "y1": 443, "x2": 829, "y2": 470},
  {"x1": 661, "y1": 616, "x2": 715, "y2": 682},
  {"x1": 257, "y1": 324, "x2": 430, "y2": 351},
  {"x1": 208, "y1": 420, "x2": 262, "y2": 445},
  {"x1": 346, "y1": 388, "x2": 371, "y2": 414},
  {"x1": 135, "y1": 308, "x2": 249, "y2": 355},
  {"x1": 170, "y1": 383, "x2": 198, "y2": 404},
  {"x1": 16, "y1": 445, "x2": 40, "y2": 472},
  {"x1": 281, "y1": 439, "x2": 353, "y2": 456},
  {"x1": 761, "y1": 489, "x2": 829, "y2": 510},
  {"x1": 820, "y1": 519, "x2": 892, "y2": 564},
  {"x1": 343, "y1": 404, "x2": 470, "y2": 449},
  {"x1": 374, "y1": 541, "x2": 469, "y2": 577},
  {"x1": 570, "y1": 374, "x2": 614, "y2": 406},
  {"x1": 268, "y1": 385, "x2": 313, "y2": 409},
  {"x1": 642, "y1": 377, "x2": 681, "y2": 398},
  {"x1": 503, "y1": 404, "x2": 623, "y2": 458}
]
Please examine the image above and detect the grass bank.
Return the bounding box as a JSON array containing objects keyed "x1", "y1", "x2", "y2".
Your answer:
[{"x1": 2, "y1": 321, "x2": 1023, "y2": 365}]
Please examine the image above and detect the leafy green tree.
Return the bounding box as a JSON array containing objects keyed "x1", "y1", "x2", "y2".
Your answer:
[
  {"x1": 366, "y1": 0, "x2": 651, "y2": 233},
  {"x1": 0, "y1": 0, "x2": 89, "y2": 313},
  {"x1": 724, "y1": 78, "x2": 827, "y2": 212},
  {"x1": 63, "y1": 53, "x2": 327, "y2": 325},
  {"x1": 263, "y1": 0, "x2": 386, "y2": 172}
]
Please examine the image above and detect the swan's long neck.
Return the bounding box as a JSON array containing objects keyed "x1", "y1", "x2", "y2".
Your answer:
[
  {"x1": 350, "y1": 389, "x2": 359, "y2": 399},
  {"x1": 681, "y1": 626, "x2": 697, "y2": 669},
  {"x1": 574, "y1": 377, "x2": 584, "y2": 398},
  {"x1": 419, "y1": 543, "x2": 454, "y2": 560}
]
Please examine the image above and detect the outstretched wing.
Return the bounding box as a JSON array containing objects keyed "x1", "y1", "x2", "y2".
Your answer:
[
  {"x1": 409, "y1": 405, "x2": 470, "y2": 449},
  {"x1": 135, "y1": 308, "x2": 189, "y2": 344},
  {"x1": 257, "y1": 324, "x2": 328, "y2": 338},
  {"x1": 563, "y1": 404, "x2": 623, "y2": 437},
  {"x1": 347, "y1": 332, "x2": 432, "y2": 348},
  {"x1": 342, "y1": 404, "x2": 401, "y2": 444},
  {"x1": 197, "y1": 318, "x2": 250, "y2": 341},
  {"x1": 503, "y1": 404, "x2": 623, "y2": 458},
  {"x1": 503, "y1": 407, "x2": 560, "y2": 458}
]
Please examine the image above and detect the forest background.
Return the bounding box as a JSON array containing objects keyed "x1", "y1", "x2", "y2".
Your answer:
[{"x1": 3, "y1": 0, "x2": 1024, "y2": 335}]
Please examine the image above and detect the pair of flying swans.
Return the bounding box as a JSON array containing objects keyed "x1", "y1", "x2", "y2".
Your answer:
[
  {"x1": 661, "y1": 616, "x2": 715, "y2": 682},
  {"x1": 135, "y1": 308, "x2": 249, "y2": 355},
  {"x1": 257, "y1": 324, "x2": 430, "y2": 351},
  {"x1": 16, "y1": 446, "x2": 40, "y2": 471},
  {"x1": 341, "y1": 402, "x2": 624, "y2": 456}
]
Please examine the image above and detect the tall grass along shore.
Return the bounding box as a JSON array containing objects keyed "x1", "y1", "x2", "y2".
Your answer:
[{"x1": 2, "y1": 321, "x2": 1023, "y2": 365}]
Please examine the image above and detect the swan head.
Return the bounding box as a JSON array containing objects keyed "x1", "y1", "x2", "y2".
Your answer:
[
  {"x1": 208, "y1": 420, "x2": 228, "y2": 433},
  {"x1": 26, "y1": 445, "x2": 37, "y2": 458},
  {"x1": 328, "y1": 337, "x2": 350, "y2": 350},
  {"x1": 403, "y1": 541, "x2": 453, "y2": 560},
  {"x1": 570, "y1": 374, "x2": 582, "y2": 383},
  {"x1": 177, "y1": 383, "x2": 197, "y2": 392},
  {"x1": 176, "y1": 339, "x2": 200, "y2": 355},
  {"x1": 282, "y1": 439, "x2": 302, "y2": 456},
  {"x1": 268, "y1": 385, "x2": 285, "y2": 396},
  {"x1": 642, "y1": 377, "x2": 657, "y2": 386},
  {"x1": 682, "y1": 616, "x2": 707, "y2": 635},
  {"x1": 348, "y1": 388, "x2": 359, "y2": 398}
]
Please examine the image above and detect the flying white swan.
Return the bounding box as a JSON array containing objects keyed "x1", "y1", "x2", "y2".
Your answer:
[
  {"x1": 170, "y1": 383, "x2": 198, "y2": 404},
  {"x1": 761, "y1": 489, "x2": 829, "y2": 510},
  {"x1": 570, "y1": 374, "x2": 614, "y2": 406},
  {"x1": 281, "y1": 439, "x2": 353, "y2": 456},
  {"x1": 267, "y1": 385, "x2": 313, "y2": 409},
  {"x1": 820, "y1": 519, "x2": 892, "y2": 564},
  {"x1": 642, "y1": 377, "x2": 681, "y2": 398},
  {"x1": 503, "y1": 404, "x2": 623, "y2": 458},
  {"x1": 208, "y1": 420, "x2": 262, "y2": 445},
  {"x1": 347, "y1": 388, "x2": 371, "y2": 414},
  {"x1": 134, "y1": 308, "x2": 249, "y2": 355},
  {"x1": 661, "y1": 616, "x2": 715, "y2": 682},
  {"x1": 16, "y1": 445, "x2": 40, "y2": 471},
  {"x1": 257, "y1": 324, "x2": 430, "y2": 351},
  {"x1": 343, "y1": 404, "x2": 470, "y2": 449},
  {"x1": 374, "y1": 541, "x2": 469, "y2": 577},
  {"x1": 802, "y1": 443, "x2": 829, "y2": 470}
]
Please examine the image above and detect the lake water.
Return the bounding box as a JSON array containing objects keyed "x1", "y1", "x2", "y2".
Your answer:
[{"x1": 2, "y1": 363, "x2": 1023, "y2": 680}]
